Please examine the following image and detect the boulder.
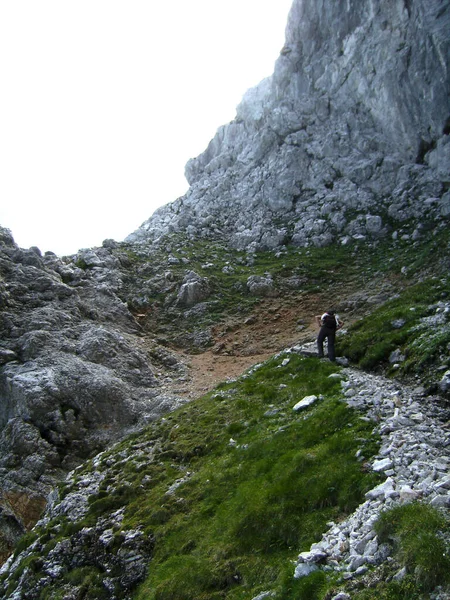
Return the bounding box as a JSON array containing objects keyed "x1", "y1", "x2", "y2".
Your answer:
[
  {"x1": 176, "y1": 271, "x2": 210, "y2": 307},
  {"x1": 247, "y1": 275, "x2": 274, "y2": 296}
]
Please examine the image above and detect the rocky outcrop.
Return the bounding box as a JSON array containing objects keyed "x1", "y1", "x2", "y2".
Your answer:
[
  {"x1": 176, "y1": 271, "x2": 210, "y2": 307},
  {"x1": 127, "y1": 0, "x2": 449, "y2": 251},
  {"x1": 0, "y1": 228, "x2": 186, "y2": 561}
]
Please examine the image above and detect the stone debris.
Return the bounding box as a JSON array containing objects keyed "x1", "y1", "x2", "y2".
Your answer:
[
  {"x1": 1, "y1": 346, "x2": 449, "y2": 598},
  {"x1": 0, "y1": 225, "x2": 189, "y2": 558},
  {"x1": 294, "y1": 366, "x2": 450, "y2": 580}
]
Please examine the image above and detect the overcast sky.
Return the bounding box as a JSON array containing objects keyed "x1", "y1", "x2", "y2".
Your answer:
[{"x1": 0, "y1": 1, "x2": 292, "y2": 256}]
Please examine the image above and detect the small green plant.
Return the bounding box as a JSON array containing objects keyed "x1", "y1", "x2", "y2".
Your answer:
[{"x1": 64, "y1": 566, "x2": 110, "y2": 598}]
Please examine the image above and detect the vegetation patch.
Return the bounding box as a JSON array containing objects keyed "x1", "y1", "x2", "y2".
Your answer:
[
  {"x1": 117, "y1": 227, "x2": 450, "y2": 353},
  {"x1": 118, "y1": 354, "x2": 381, "y2": 599},
  {"x1": 2, "y1": 355, "x2": 381, "y2": 599},
  {"x1": 349, "y1": 502, "x2": 450, "y2": 599},
  {"x1": 336, "y1": 276, "x2": 450, "y2": 387},
  {"x1": 4, "y1": 228, "x2": 450, "y2": 598}
]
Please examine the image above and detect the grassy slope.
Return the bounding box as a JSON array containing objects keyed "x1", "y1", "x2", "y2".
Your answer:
[
  {"x1": 128, "y1": 356, "x2": 379, "y2": 599},
  {"x1": 336, "y1": 276, "x2": 450, "y2": 387},
  {"x1": 2, "y1": 227, "x2": 450, "y2": 599},
  {"x1": 3, "y1": 355, "x2": 380, "y2": 599}
]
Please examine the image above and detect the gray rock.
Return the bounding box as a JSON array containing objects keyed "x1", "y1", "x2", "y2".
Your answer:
[
  {"x1": 293, "y1": 395, "x2": 318, "y2": 411},
  {"x1": 372, "y1": 458, "x2": 393, "y2": 472},
  {"x1": 176, "y1": 271, "x2": 210, "y2": 307},
  {"x1": 0, "y1": 349, "x2": 17, "y2": 365},
  {"x1": 251, "y1": 593, "x2": 275, "y2": 600},
  {"x1": 0, "y1": 232, "x2": 184, "y2": 557},
  {"x1": 391, "y1": 319, "x2": 406, "y2": 329},
  {"x1": 439, "y1": 190, "x2": 450, "y2": 218},
  {"x1": 126, "y1": 0, "x2": 448, "y2": 252},
  {"x1": 247, "y1": 275, "x2": 274, "y2": 296},
  {"x1": 430, "y1": 494, "x2": 450, "y2": 509},
  {"x1": 438, "y1": 370, "x2": 450, "y2": 393},
  {"x1": 294, "y1": 562, "x2": 319, "y2": 578},
  {"x1": 389, "y1": 348, "x2": 406, "y2": 364},
  {"x1": 392, "y1": 566, "x2": 407, "y2": 582}
]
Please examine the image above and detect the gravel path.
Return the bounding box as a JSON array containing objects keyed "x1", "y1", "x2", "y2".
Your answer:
[{"x1": 290, "y1": 355, "x2": 450, "y2": 598}]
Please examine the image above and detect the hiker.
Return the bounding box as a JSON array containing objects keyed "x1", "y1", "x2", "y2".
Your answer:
[{"x1": 315, "y1": 310, "x2": 344, "y2": 362}]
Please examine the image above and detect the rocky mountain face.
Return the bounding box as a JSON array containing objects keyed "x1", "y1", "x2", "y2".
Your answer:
[
  {"x1": 128, "y1": 0, "x2": 449, "y2": 251},
  {"x1": 0, "y1": 228, "x2": 190, "y2": 562}
]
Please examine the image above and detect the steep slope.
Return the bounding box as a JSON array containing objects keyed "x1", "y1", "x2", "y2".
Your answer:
[
  {"x1": 0, "y1": 224, "x2": 449, "y2": 598},
  {"x1": 1, "y1": 343, "x2": 448, "y2": 599},
  {"x1": 128, "y1": 0, "x2": 449, "y2": 251}
]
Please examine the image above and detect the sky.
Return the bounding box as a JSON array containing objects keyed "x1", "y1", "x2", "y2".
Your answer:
[{"x1": 0, "y1": 1, "x2": 293, "y2": 256}]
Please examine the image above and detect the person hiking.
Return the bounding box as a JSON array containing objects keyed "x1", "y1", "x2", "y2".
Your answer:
[{"x1": 315, "y1": 310, "x2": 344, "y2": 362}]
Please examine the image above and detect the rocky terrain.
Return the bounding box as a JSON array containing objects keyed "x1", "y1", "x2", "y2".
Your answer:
[
  {"x1": 0, "y1": 0, "x2": 449, "y2": 597},
  {"x1": 0, "y1": 227, "x2": 192, "y2": 563},
  {"x1": 293, "y1": 352, "x2": 450, "y2": 580},
  {"x1": 128, "y1": 0, "x2": 449, "y2": 253},
  {"x1": 0, "y1": 339, "x2": 448, "y2": 599}
]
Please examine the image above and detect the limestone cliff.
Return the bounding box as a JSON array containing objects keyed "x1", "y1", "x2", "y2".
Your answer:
[{"x1": 128, "y1": 0, "x2": 450, "y2": 250}]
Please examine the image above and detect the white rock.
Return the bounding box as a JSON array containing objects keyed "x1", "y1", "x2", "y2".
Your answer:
[
  {"x1": 372, "y1": 458, "x2": 393, "y2": 472},
  {"x1": 430, "y1": 494, "x2": 450, "y2": 508},
  {"x1": 435, "y1": 477, "x2": 450, "y2": 491},
  {"x1": 293, "y1": 395, "x2": 318, "y2": 411},
  {"x1": 392, "y1": 566, "x2": 407, "y2": 581},
  {"x1": 365, "y1": 477, "x2": 395, "y2": 500},
  {"x1": 294, "y1": 563, "x2": 319, "y2": 578},
  {"x1": 298, "y1": 548, "x2": 327, "y2": 563},
  {"x1": 399, "y1": 485, "x2": 420, "y2": 502}
]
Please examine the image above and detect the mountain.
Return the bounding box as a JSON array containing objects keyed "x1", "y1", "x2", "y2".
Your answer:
[
  {"x1": 127, "y1": 0, "x2": 449, "y2": 253},
  {"x1": 0, "y1": 0, "x2": 449, "y2": 598}
]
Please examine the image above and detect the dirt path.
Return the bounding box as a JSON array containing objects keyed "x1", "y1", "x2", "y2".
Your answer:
[{"x1": 166, "y1": 294, "x2": 330, "y2": 398}]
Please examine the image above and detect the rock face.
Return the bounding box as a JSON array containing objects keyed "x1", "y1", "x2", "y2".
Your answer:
[
  {"x1": 0, "y1": 228, "x2": 185, "y2": 561},
  {"x1": 127, "y1": 0, "x2": 449, "y2": 251}
]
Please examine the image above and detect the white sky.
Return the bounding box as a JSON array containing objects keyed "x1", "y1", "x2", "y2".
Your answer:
[{"x1": 0, "y1": 1, "x2": 292, "y2": 256}]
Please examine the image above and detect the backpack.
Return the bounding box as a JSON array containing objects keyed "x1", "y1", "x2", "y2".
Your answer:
[{"x1": 322, "y1": 312, "x2": 337, "y2": 330}]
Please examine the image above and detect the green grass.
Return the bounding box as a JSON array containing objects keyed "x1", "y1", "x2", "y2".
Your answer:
[
  {"x1": 4, "y1": 229, "x2": 450, "y2": 599},
  {"x1": 118, "y1": 226, "x2": 450, "y2": 342},
  {"x1": 376, "y1": 502, "x2": 450, "y2": 591},
  {"x1": 351, "y1": 502, "x2": 450, "y2": 599},
  {"x1": 122, "y1": 355, "x2": 380, "y2": 600},
  {"x1": 336, "y1": 276, "x2": 450, "y2": 384},
  {"x1": 2, "y1": 355, "x2": 381, "y2": 599}
]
